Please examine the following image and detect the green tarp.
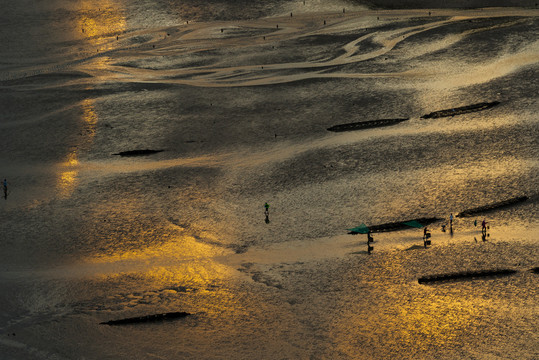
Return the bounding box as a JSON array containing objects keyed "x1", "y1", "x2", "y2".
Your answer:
[
  {"x1": 403, "y1": 220, "x2": 424, "y2": 229},
  {"x1": 347, "y1": 223, "x2": 370, "y2": 234}
]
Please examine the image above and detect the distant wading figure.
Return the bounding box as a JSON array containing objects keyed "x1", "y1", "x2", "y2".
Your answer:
[
  {"x1": 3, "y1": 179, "x2": 7, "y2": 199},
  {"x1": 264, "y1": 202, "x2": 270, "y2": 223}
]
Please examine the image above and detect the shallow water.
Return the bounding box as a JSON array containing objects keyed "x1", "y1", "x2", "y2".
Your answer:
[{"x1": 1, "y1": 1, "x2": 538, "y2": 359}]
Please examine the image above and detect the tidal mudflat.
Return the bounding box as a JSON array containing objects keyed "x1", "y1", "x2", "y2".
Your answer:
[{"x1": 1, "y1": 2, "x2": 538, "y2": 359}]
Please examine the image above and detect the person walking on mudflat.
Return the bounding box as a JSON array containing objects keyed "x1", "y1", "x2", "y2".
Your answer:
[
  {"x1": 449, "y1": 213, "x2": 453, "y2": 227},
  {"x1": 481, "y1": 219, "x2": 487, "y2": 233},
  {"x1": 264, "y1": 202, "x2": 270, "y2": 224},
  {"x1": 3, "y1": 179, "x2": 7, "y2": 199}
]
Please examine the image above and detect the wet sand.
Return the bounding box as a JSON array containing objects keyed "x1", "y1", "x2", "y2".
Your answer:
[{"x1": 1, "y1": 4, "x2": 538, "y2": 359}]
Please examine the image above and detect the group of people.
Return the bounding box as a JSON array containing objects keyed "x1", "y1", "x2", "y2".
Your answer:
[
  {"x1": 425, "y1": 213, "x2": 489, "y2": 244},
  {"x1": 445, "y1": 213, "x2": 488, "y2": 232},
  {"x1": 263, "y1": 203, "x2": 491, "y2": 246}
]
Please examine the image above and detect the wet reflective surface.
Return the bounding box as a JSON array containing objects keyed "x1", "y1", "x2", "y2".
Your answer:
[{"x1": 0, "y1": 1, "x2": 538, "y2": 359}]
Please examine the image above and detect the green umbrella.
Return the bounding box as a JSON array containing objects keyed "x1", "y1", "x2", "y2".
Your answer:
[
  {"x1": 403, "y1": 220, "x2": 424, "y2": 229},
  {"x1": 348, "y1": 223, "x2": 370, "y2": 234}
]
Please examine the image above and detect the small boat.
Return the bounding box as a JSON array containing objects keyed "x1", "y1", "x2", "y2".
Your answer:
[
  {"x1": 456, "y1": 195, "x2": 528, "y2": 217},
  {"x1": 113, "y1": 149, "x2": 164, "y2": 156},
  {"x1": 100, "y1": 311, "x2": 190, "y2": 325},
  {"x1": 327, "y1": 118, "x2": 409, "y2": 132},
  {"x1": 348, "y1": 217, "x2": 441, "y2": 234},
  {"x1": 418, "y1": 269, "x2": 517, "y2": 284},
  {"x1": 421, "y1": 101, "x2": 500, "y2": 119}
]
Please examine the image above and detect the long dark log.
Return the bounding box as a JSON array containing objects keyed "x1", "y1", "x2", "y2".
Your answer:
[
  {"x1": 456, "y1": 196, "x2": 528, "y2": 217},
  {"x1": 113, "y1": 149, "x2": 164, "y2": 156},
  {"x1": 327, "y1": 118, "x2": 409, "y2": 132},
  {"x1": 348, "y1": 217, "x2": 441, "y2": 234},
  {"x1": 421, "y1": 101, "x2": 500, "y2": 119},
  {"x1": 418, "y1": 269, "x2": 517, "y2": 284},
  {"x1": 100, "y1": 311, "x2": 191, "y2": 326}
]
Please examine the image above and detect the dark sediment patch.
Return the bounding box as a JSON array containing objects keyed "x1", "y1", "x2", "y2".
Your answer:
[
  {"x1": 100, "y1": 312, "x2": 191, "y2": 326},
  {"x1": 113, "y1": 149, "x2": 164, "y2": 156},
  {"x1": 349, "y1": 217, "x2": 441, "y2": 234},
  {"x1": 418, "y1": 269, "x2": 517, "y2": 284},
  {"x1": 421, "y1": 101, "x2": 500, "y2": 119},
  {"x1": 456, "y1": 195, "x2": 529, "y2": 217},
  {"x1": 530, "y1": 267, "x2": 539, "y2": 274},
  {"x1": 327, "y1": 118, "x2": 409, "y2": 132}
]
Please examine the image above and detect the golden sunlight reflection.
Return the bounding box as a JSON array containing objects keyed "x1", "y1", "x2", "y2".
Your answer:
[
  {"x1": 88, "y1": 234, "x2": 225, "y2": 264},
  {"x1": 56, "y1": 99, "x2": 98, "y2": 197},
  {"x1": 64, "y1": 149, "x2": 80, "y2": 167},
  {"x1": 82, "y1": 98, "x2": 98, "y2": 137},
  {"x1": 77, "y1": 0, "x2": 127, "y2": 40},
  {"x1": 83, "y1": 233, "x2": 237, "y2": 313},
  {"x1": 57, "y1": 170, "x2": 78, "y2": 198},
  {"x1": 332, "y1": 257, "x2": 479, "y2": 356},
  {"x1": 379, "y1": 155, "x2": 527, "y2": 217},
  {"x1": 76, "y1": 0, "x2": 127, "y2": 71},
  {"x1": 389, "y1": 294, "x2": 476, "y2": 351},
  {"x1": 57, "y1": 149, "x2": 79, "y2": 198}
]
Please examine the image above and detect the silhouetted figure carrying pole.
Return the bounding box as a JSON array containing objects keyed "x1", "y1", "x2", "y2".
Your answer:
[
  {"x1": 481, "y1": 219, "x2": 489, "y2": 241},
  {"x1": 423, "y1": 227, "x2": 431, "y2": 247},
  {"x1": 366, "y1": 231, "x2": 374, "y2": 253}
]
